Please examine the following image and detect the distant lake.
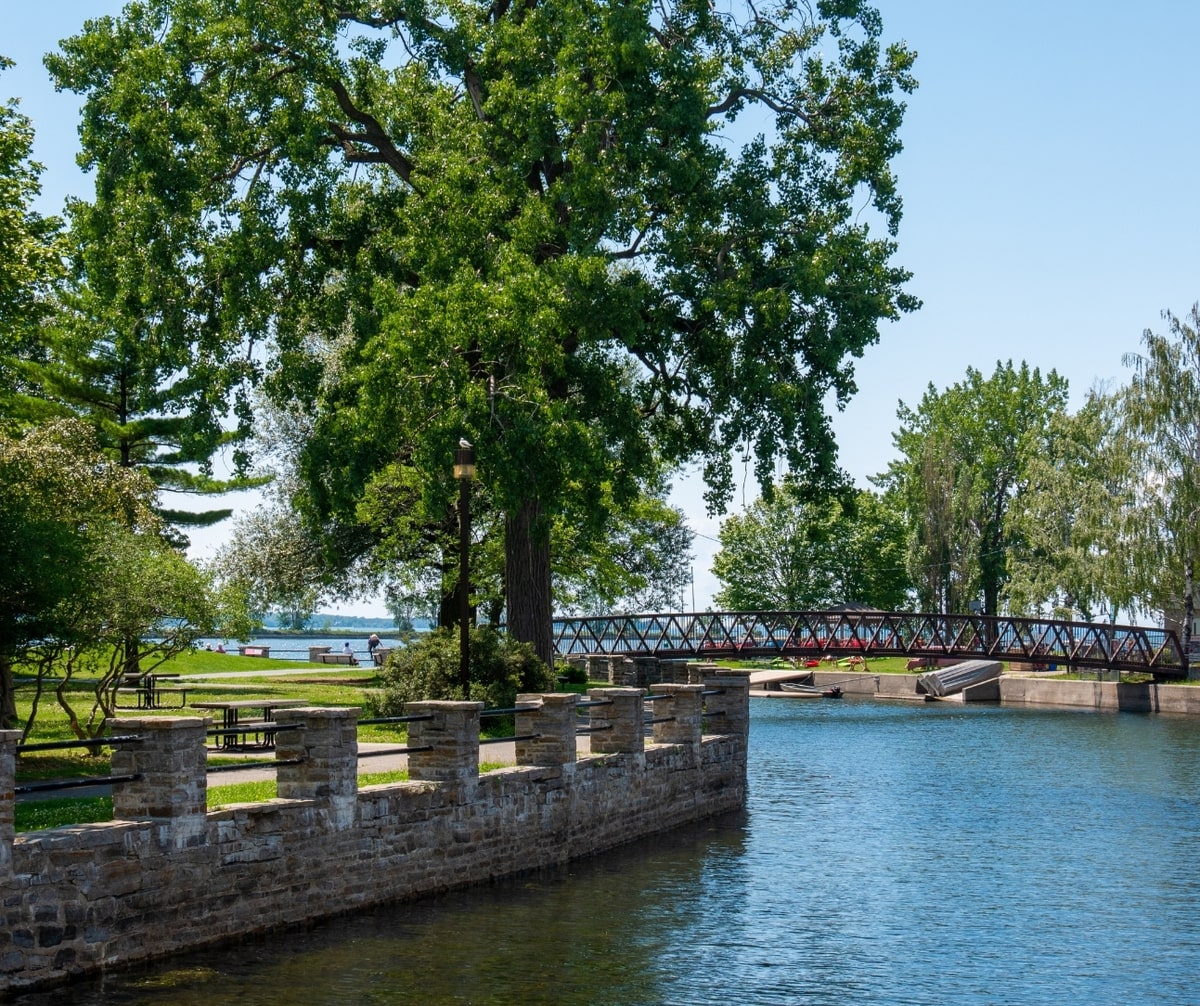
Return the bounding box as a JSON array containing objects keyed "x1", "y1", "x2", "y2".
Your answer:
[{"x1": 194, "y1": 633, "x2": 416, "y2": 663}]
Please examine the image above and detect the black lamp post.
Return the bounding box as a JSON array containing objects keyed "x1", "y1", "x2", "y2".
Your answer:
[{"x1": 453, "y1": 441, "x2": 476, "y2": 697}]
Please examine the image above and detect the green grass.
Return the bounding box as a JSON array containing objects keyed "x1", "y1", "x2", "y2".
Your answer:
[
  {"x1": 726, "y1": 655, "x2": 912, "y2": 674},
  {"x1": 14, "y1": 764, "x2": 515, "y2": 831},
  {"x1": 15, "y1": 796, "x2": 113, "y2": 833},
  {"x1": 11, "y1": 648, "x2": 389, "y2": 752}
]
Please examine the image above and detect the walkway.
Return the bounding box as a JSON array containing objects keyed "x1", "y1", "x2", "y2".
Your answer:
[{"x1": 553, "y1": 610, "x2": 1187, "y2": 678}]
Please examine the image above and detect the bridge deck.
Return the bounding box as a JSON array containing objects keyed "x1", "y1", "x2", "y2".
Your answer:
[{"x1": 551, "y1": 610, "x2": 1186, "y2": 679}]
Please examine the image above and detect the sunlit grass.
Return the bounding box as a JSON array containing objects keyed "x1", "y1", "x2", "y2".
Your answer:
[{"x1": 15, "y1": 796, "x2": 112, "y2": 833}]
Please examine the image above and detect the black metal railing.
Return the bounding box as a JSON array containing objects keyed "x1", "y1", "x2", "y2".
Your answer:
[
  {"x1": 15, "y1": 734, "x2": 144, "y2": 796},
  {"x1": 551, "y1": 610, "x2": 1186, "y2": 677}
]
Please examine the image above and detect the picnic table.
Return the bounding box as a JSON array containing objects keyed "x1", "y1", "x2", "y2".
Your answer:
[
  {"x1": 116, "y1": 672, "x2": 188, "y2": 709},
  {"x1": 192, "y1": 699, "x2": 308, "y2": 749}
]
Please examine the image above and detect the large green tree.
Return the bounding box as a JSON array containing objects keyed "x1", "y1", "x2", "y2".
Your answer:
[
  {"x1": 1003, "y1": 390, "x2": 1141, "y2": 622},
  {"x1": 713, "y1": 482, "x2": 910, "y2": 611},
  {"x1": 0, "y1": 56, "x2": 63, "y2": 418},
  {"x1": 879, "y1": 360, "x2": 1070, "y2": 615},
  {"x1": 52, "y1": 0, "x2": 917, "y2": 663},
  {"x1": 0, "y1": 420, "x2": 160, "y2": 728},
  {"x1": 1121, "y1": 304, "x2": 1200, "y2": 677}
]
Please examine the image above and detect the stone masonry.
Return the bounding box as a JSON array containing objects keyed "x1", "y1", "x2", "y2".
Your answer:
[{"x1": 0, "y1": 670, "x2": 750, "y2": 994}]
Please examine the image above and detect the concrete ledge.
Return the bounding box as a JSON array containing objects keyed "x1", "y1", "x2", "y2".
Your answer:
[
  {"x1": 998, "y1": 676, "x2": 1200, "y2": 714},
  {"x1": 753, "y1": 667, "x2": 1200, "y2": 713}
]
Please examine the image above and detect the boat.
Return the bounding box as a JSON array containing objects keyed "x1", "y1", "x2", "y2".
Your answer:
[
  {"x1": 915, "y1": 660, "x2": 1002, "y2": 697},
  {"x1": 779, "y1": 683, "x2": 844, "y2": 698}
]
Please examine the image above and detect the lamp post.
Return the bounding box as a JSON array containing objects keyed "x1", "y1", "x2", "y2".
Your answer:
[{"x1": 453, "y1": 441, "x2": 476, "y2": 697}]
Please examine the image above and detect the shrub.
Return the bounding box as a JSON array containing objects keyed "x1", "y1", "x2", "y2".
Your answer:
[
  {"x1": 370, "y1": 626, "x2": 554, "y2": 716},
  {"x1": 559, "y1": 665, "x2": 588, "y2": 685}
]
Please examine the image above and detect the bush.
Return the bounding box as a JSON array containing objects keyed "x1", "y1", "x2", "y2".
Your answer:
[
  {"x1": 370, "y1": 626, "x2": 554, "y2": 716},
  {"x1": 559, "y1": 665, "x2": 588, "y2": 685}
]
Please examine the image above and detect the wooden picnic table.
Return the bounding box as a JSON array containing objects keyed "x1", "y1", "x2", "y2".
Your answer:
[
  {"x1": 116, "y1": 672, "x2": 188, "y2": 710},
  {"x1": 192, "y1": 699, "x2": 308, "y2": 749}
]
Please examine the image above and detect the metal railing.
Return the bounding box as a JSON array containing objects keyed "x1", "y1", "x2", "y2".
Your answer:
[
  {"x1": 15, "y1": 735, "x2": 144, "y2": 796},
  {"x1": 551, "y1": 610, "x2": 1187, "y2": 677}
]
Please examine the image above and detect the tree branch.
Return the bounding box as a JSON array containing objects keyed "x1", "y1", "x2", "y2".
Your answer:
[
  {"x1": 325, "y1": 78, "x2": 422, "y2": 193},
  {"x1": 707, "y1": 87, "x2": 813, "y2": 126}
]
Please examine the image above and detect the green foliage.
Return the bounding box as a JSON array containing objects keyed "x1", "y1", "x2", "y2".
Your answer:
[
  {"x1": 879, "y1": 360, "x2": 1069, "y2": 615},
  {"x1": 51, "y1": 0, "x2": 918, "y2": 663},
  {"x1": 554, "y1": 481, "x2": 696, "y2": 615},
  {"x1": 0, "y1": 58, "x2": 64, "y2": 414},
  {"x1": 373, "y1": 626, "x2": 554, "y2": 714},
  {"x1": 558, "y1": 665, "x2": 589, "y2": 685},
  {"x1": 1120, "y1": 304, "x2": 1200, "y2": 668},
  {"x1": 713, "y1": 482, "x2": 911, "y2": 610},
  {"x1": 1004, "y1": 390, "x2": 1140, "y2": 622},
  {"x1": 0, "y1": 419, "x2": 236, "y2": 734}
]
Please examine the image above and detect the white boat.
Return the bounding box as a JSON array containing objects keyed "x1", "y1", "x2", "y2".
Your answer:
[{"x1": 915, "y1": 660, "x2": 1002, "y2": 697}]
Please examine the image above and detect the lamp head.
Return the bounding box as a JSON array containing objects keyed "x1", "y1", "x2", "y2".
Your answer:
[{"x1": 453, "y1": 443, "x2": 476, "y2": 481}]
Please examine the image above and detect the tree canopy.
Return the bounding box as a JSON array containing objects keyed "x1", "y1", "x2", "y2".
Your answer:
[
  {"x1": 713, "y1": 481, "x2": 910, "y2": 610},
  {"x1": 879, "y1": 360, "x2": 1069, "y2": 615},
  {"x1": 1121, "y1": 304, "x2": 1200, "y2": 675},
  {"x1": 51, "y1": 0, "x2": 918, "y2": 661},
  {"x1": 0, "y1": 420, "x2": 222, "y2": 730},
  {"x1": 0, "y1": 57, "x2": 63, "y2": 417}
]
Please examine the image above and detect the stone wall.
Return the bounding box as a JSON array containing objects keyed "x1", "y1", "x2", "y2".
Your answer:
[
  {"x1": 766, "y1": 668, "x2": 1200, "y2": 712},
  {"x1": 996, "y1": 675, "x2": 1200, "y2": 713},
  {"x1": 0, "y1": 671, "x2": 750, "y2": 994}
]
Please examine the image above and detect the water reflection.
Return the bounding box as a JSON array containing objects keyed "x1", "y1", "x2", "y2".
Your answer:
[{"x1": 16, "y1": 699, "x2": 1200, "y2": 1005}]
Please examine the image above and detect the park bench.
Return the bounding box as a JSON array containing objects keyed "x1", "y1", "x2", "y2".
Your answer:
[{"x1": 316, "y1": 652, "x2": 358, "y2": 665}]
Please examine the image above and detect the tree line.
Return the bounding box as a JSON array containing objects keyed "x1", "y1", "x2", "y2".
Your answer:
[{"x1": 712, "y1": 347, "x2": 1200, "y2": 677}]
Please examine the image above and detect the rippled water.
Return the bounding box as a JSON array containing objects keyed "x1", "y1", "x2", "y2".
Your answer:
[{"x1": 18, "y1": 698, "x2": 1200, "y2": 1004}]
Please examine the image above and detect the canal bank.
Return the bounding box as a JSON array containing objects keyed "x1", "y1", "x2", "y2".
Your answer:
[
  {"x1": 752, "y1": 668, "x2": 1200, "y2": 713},
  {"x1": 0, "y1": 675, "x2": 751, "y2": 995},
  {"x1": 12, "y1": 696, "x2": 1200, "y2": 1006}
]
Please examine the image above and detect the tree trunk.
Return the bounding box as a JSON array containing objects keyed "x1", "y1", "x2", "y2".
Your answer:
[
  {"x1": 122, "y1": 634, "x2": 141, "y2": 681},
  {"x1": 1184, "y1": 556, "x2": 1194, "y2": 680},
  {"x1": 505, "y1": 497, "x2": 554, "y2": 667},
  {"x1": 0, "y1": 654, "x2": 16, "y2": 731}
]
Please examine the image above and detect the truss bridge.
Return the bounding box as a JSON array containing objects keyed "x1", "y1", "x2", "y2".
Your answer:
[{"x1": 551, "y1": 610, "x2": 1186, "y2": 680}]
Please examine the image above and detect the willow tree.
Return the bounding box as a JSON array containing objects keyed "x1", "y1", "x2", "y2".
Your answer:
[
  {"x1": 1122, "y1": 305, "x2": 1200, "y2": 678},
  {"x1": 52, "y1": 0, "x2": 917, "y2": 663}
]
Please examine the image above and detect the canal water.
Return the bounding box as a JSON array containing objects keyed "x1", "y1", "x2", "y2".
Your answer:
[{"x1": 15, "y1": 698, "x2": 1200, "y2": 1004}]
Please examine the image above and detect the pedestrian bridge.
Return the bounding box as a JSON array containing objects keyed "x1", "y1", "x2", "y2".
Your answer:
[{"x1": 551, "y1": 610, "x2": 1187, "y2": 679}]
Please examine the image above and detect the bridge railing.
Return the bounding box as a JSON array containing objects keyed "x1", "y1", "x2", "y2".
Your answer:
[{"x1": 551, "y1": 610, "x2": 1186, "y2": 678}]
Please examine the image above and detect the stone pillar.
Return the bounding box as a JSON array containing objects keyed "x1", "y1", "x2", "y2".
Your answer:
[
  {"x1": 0, "y1": 730, "x2": 18, "y2": 881},
  {"x1": 515, "y1": 693, "x2": 578, "y2": 772},
  {"x1": 585, "y1": 654, "x2": 610, "y2": 683},
  {"x1": 274, "y1": 706, "x2": 360, "y2": 829},
  {"x1": 586, "y1": 687, "x2": 644, "y2": 755},
  {"x1": 405, "y1": 701, "x2": 483, "y2": 790},
  {"x1": 633, "y1": 655, "x2": 659, "y2": 687},
  {"x1": 611, "y1": 657, "x2": 636, "y2": 686},
  {"x1": 702, "y1": 669, "x2": 753, "y2": 740},
  {"x1": 648, "y1": 684, "x2": 703, "y2": 759},
  {"x1": 110, "y1": 717, "x2": 209, "y2": 849}
]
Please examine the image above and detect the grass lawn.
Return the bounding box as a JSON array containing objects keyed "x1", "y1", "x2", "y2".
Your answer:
[
  {"x1": 726, "y1": 655, "x2": 915, "y2": 674},
  {"x1": 12, "y1": 648, "x2": 393, "y2": 781}
]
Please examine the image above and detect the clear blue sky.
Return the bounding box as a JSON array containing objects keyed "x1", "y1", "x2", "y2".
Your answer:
[{"x1": 6, "y1": 1, "x2": 1199, "y2": 613}]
